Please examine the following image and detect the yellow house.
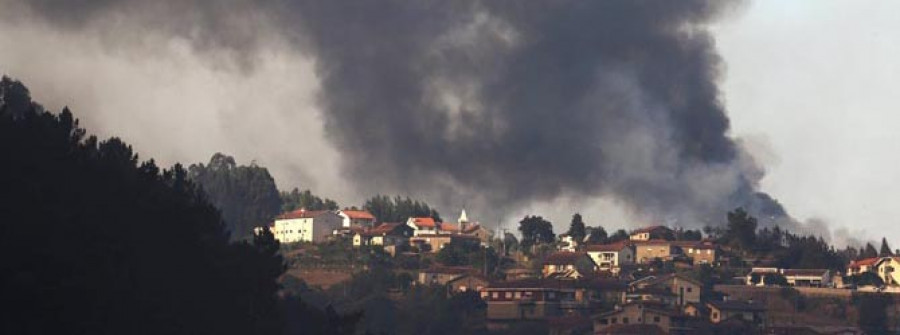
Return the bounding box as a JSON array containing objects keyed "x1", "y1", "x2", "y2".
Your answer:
[{"x1": 876, "y1": 257, "x2": 900, "y2": 286}]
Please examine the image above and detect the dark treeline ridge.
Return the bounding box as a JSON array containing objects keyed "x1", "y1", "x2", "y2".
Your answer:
[
  {"x1": 363, "y1": 194, "x2": 442, "y2": 224},
  {"x1": 0, "y1": 76, "x2": 350, "y2": 334},
  {"x1": 189, "y1": 153, "x2": 282, "y2": 240}
]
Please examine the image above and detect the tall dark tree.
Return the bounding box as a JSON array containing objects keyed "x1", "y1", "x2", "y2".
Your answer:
[
  {"x1": 567, "y1": 213, "x2": 587, "y2": 243},
  {"x1": 362, "y1": 194, "x2": 441, "y2": 223},
  {"x1": 280, "y1": 188, "x2": 338, "y2": 212},
  {"x1": 608, "y1": 229, "x2": 629, "y2": 243},
  {"x1": 518, "y1": 215, "x2": 555, "y2": 251},
  {"x1": 585, "y1": 226, "x2": 608, "y2": 244},
  {"x1": 189, "y1": 153, "x2": 282, "y2": 240},
  {"x1": 724, "y1": 207, "x2": 758, "y2": 252},
  {"x1": 0, "y1": 77, "x2": 284, "y2": 334},
  {"x1": 863, "y1": 243, "x2": 880, "y2": 259},
  {"x1": 879, "y1": 238, "x2": 893, "y2": 257}
]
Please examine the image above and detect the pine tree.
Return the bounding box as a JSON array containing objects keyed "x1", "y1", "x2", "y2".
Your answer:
[
  {"x1": 567, "y1": 213, "x2": 587, "y2": 242},
  {"x1": 879, "y1": 238, "x2": 893, "y2": 257}
]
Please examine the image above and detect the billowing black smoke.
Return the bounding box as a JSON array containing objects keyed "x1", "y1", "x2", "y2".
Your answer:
[
  {"x1": 6, "y1": 0, "x2": 791, "y2": 227},
  {"x1": 281, "y1": 0, "x2": 788, "y2": 225}
]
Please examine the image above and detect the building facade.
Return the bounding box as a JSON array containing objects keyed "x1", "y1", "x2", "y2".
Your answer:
[{"x1": 272, "y1": 209, "x2": 342, "y2": 243}]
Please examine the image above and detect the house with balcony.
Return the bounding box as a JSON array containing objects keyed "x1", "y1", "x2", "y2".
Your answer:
[{"x1": 585, "y1": 242, "x2": 635, "y2": 273}]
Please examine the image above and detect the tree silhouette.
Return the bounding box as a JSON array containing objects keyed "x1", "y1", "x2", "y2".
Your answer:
[
  {"x1": 189, "y1": 153, "x2": 282, "y2": 240},
  {"x1": 567, "y1": 213, "x2": 587, "y2": 243},
  {"x1": 0, "y1": 76, "x2": 284, "y2": 334}
]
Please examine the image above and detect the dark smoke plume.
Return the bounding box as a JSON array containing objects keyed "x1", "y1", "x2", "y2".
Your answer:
[{"x1": 6, "y1": 0, "x2": 792, "y2": 228}]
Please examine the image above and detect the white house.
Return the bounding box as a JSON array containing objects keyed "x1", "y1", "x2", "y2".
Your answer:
[
  {"x1": 337, "y1": 209, "x2": 376, "y2": 228},
  {"x1": 406, "y1": 217, "x2": 438, "y2": 236},
  {"x1": 745, "y1": 268, "x2": 832, "y2": 287},
  {"x1": 271, "y1": 209, "x2": 342, "y2": 243},
  {"x1": 585, "y1": 242, "x2": 635, "y2": 273}
]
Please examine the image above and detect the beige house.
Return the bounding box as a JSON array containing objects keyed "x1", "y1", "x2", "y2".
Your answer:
[
  {"x1": 876, "y1": 257, "x2": 900, "y2": 286},
  {"x1": 585, "y1": 242, "x2": 635, "y2": 273},
  {"x1": 593, "y1": 302, "x2": 676, "y2": 333},
  {"x1": 630, "y1": 273, "x2": 702, "y2": 306},
  {"x1": 633, "y1": 240, "x2": 679, "y2": 263},
  {"x1": 678, "y1": 241, "x2": 718, "y2": 265},
  {"x1": 271, "y1": 209, "x2": 342, "y2": 243}
]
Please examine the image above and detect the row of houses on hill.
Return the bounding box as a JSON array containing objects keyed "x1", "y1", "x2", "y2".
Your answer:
[{"x1": 264, "y1": 207, "x2": 492, "y2": 253}]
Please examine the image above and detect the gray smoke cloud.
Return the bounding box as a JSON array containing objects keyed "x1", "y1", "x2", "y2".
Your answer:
[{"x1": 2, "y1": 0, "x2": 794, "y2": 229}]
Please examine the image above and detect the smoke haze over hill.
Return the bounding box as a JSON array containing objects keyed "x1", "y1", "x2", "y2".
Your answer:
[{"x1": 1, "y1": 0, "x2": 801, "y2": 231}]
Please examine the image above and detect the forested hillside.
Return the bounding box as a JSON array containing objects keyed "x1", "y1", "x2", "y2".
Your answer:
[{"x1": 0, "y1": 76, "x2": 285, "y2": 334}]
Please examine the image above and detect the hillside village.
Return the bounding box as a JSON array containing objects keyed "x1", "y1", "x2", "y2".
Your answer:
[{"x1": 268, "y1": 206, "x2": 900, "y2": 335}]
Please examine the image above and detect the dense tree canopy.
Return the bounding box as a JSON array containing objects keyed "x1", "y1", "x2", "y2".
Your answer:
[
  {"x1": 0, "y1": 77, "x2": 284, "y2": 334},
  {"x1": 518, "y1": 215, "x2": 555, "y2": 251},
  {"x1": 585, "y1": 226, "x2": 609, "y2": 244},
  {"x1": 280, "y1": 188, "x2": 339, "y2": 212},
  {"x1": 363, "y1": 194, "x2": 442, "y2": 223},
  {"x1": 189, "y1": 153, "x2": 282, "y2": 240}
]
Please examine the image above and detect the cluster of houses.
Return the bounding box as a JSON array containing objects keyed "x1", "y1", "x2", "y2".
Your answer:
[
  {"x1": 272, "y1": 210, "x2": 884, "y2": 334},
  {"x1": 414, "y1": 225, "x2": 783, "y2": 334},
  {"x1": 265, "y1": 207, "x2": 492, "y2": 255}
]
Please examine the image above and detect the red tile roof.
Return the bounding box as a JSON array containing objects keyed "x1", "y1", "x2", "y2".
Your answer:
[
  {"x1": 340, "y1": 210, "x2": 375, "y2": 220},
  {"x1": 276, "y1": 209, "x2": 330, "y2": 220},
  {"x1": 410, "y1": 217, "x2": 436, "y2": 228},
  {"x1": 850, "y1": 257, "x2": 880, "y2": 268}
]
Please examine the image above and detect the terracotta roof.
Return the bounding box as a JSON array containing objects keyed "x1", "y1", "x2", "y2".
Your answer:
[
  {"x1": 358, "y1": 222, "x2": 407, "y2": 236},
  {"x1": 585, "y1": 242, "x2": 631, "y2": 252},
  {"x1": 850, "y1": 257, "x2": 880, "y2": 268},
  {"x1": 544, "y1": 251, "x2": 591, "y2": 265},
  {"x1": 410, "y1": 217, "x2": 436, "y2": 228},
  {"x1": 340, "y1": 210, "x2": 375, "y2": 220},
  {"x1": 276, "y1": 209, "x2": 331, "y2": 220},
  {"x1": 707, "y1": 300, "x2": 766, "y2": 312}
]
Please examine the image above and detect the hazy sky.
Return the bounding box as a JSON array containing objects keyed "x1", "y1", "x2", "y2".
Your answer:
[
  {"x1": 1, "y1": 1, "x2": 898, "y2": 245},
  {"x1": 714, "y1": 0, "x2": 900, "y2": 245}
]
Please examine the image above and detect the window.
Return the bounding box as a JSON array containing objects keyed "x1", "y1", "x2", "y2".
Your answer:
[
  {"x1": 654, "y1": 316, "x2": 660, "y2": 322},
  {"x1": 492, "y1": 292, "x2": 498, "y2": 299},
  {"x1": 514, "y1": 292, "x2": 522, "y2": 299},
  {"x1": 712, "y1": 312, "x2": 718, "y2": 319},
  {"x1": 687, "y1": 287, "x2": 693, "y2": 293},
  {"x1": 622, "y1": 317, "x2": 629, "y2": 324},
  {"x1": 611, "y1": 317, "x2": 617, "y2": 324},
  {"x1": 548, "y1": 292, "x2": 556, "y2": 299},
  {"x1": 505, "y1": 292, "x2": 512, "y2": 298},
  {"x1": 599, "y1": 319, "x2": 608, "y2": 325}
]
